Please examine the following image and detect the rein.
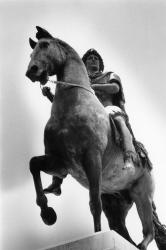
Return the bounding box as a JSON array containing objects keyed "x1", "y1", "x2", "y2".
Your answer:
[{"x1": 47, "y1": 79, "x2": 95, "y2": 95}]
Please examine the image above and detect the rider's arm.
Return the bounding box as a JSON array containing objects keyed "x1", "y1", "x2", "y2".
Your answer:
[{"x1": 91, "y1": 83, "x2": 120, "y2": 94}]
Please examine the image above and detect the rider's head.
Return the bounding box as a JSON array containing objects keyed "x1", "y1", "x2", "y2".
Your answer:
[{"x1": 82, "y1": 49, "x2": 104, "y2": 73}]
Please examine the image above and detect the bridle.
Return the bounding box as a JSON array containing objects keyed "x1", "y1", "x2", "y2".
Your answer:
[
  {"x1": 40, "y1": 79, "x2": 95, "y2": 95},
  {"x1": 39, "y1": 40, "x2": 95, "y2": 95}
]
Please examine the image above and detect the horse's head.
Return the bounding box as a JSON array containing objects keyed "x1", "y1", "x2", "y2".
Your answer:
[{"x1": 26, "y1": 26, "x2": 66, "y2": 85}]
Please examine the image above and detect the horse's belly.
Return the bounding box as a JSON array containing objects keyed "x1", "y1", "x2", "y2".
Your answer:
[
  {"x1": 69, "y1": 163, "x2": 140, "y2": 194},
  {"x1": 101, "y1": 161, "x2": 140, "y2": 193}
]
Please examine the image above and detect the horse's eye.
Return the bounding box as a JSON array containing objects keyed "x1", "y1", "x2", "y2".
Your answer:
[{"x1": 39, "y1": 41, "x2": 49, "y2": 49}]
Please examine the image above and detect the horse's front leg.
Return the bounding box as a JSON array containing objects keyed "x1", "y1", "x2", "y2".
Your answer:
[
  {"x1": 84, "y1": 151, "x2": 102, "y2": 232},
  {"x1": 29, "y1": 155, "x2": 64, "y2": 225}
]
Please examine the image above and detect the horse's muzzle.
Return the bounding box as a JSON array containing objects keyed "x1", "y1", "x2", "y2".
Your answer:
[
  {"x1": 26, "y1": 64, "x2": 39, "y2": 81},
  {"x1": 26, "y1": 65, "x2": 48, "y2": 85}
]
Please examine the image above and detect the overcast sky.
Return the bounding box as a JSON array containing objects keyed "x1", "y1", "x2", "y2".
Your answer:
[{"x1": 1, "y1": 1, "x2": 166, "y2": 250}]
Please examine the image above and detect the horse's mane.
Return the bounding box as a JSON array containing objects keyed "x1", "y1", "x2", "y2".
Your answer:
[{"x1": 55, "y1": 38, "x2": 84, "y2": 65}]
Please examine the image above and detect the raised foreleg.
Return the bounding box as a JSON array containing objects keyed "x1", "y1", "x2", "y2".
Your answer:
[{"x1": 29, "y1": 155, "x2": 67, "y2": 225}]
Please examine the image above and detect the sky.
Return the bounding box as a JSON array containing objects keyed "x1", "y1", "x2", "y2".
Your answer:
[{"x1": 1, "y1": 0, "x2": 166, "y2": 250}]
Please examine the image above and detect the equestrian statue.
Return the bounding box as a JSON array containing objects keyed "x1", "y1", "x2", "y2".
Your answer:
[{"x1": 26, "y1": 26, "x2": 166, "y2": 250}]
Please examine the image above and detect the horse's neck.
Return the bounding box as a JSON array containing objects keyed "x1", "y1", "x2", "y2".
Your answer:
[
  {"x1": 56, "y1": 41, "x2": 90, "y2": 86},
  {"x1": 63, "y1": 59, "x2": 89, "y2": 85}
]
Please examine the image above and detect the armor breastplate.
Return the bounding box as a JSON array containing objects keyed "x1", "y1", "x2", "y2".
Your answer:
[
  {"x1": 90, "y1": 71, "x2": 125, "y2": 110},
  {"x1": 90, "y1": 72, "x2": 111, "y2": 85}
]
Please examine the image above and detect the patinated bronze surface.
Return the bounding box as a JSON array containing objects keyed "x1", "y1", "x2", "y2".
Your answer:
[{"x1": 26, "y1": 26, "x2": 165, "y2": 250}]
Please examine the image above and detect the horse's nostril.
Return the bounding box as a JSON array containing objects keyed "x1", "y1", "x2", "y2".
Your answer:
[
  {"x1": 26, "y1": 65, "x2": 39, "y2": 80},
  {"x1": 31, "y1": 65, "x2": 38, "y2": 73}
]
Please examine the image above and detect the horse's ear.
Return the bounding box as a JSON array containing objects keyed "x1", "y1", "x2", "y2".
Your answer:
[
  {"x1": 29, "y1": 38, "x2": 37, "y2": 49},
  {"x1": 36, "y1": 26, "x2": 53, "y2": 40}
]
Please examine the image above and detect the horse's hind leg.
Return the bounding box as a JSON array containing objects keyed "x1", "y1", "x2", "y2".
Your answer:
[
  {"x1": 130, "y1": 172, "x2": 155, "y2": 250},
  {"x1": 30, "y1": 155, "x2": 66, "y2": 225},
  {"x1": 83, "y1": 151, "x2": 102, "y2": 232},
  {"x1": 101, "y1": 192, "x2": 136, "y2": 246}
]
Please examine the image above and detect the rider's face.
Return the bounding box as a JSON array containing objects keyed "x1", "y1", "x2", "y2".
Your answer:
[{"x1": 85, "y1": 54, "x2": 100, "y2": 71}]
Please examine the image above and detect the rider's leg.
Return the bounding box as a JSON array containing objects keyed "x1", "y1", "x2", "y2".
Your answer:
[
  {"x1": 105, "y1": 106, "x2": 137, "y2": 169},
  {"x1": 44, "y1": 176, "x2": 63, "y2": 195},
  {"x1": 114, "y1": 115, "x2": 138, "y2": 169}
]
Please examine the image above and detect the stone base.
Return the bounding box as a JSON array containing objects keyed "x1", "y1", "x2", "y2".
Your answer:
[{"x1": 46, "y1": 230, "x2": 138, "y2": 250}]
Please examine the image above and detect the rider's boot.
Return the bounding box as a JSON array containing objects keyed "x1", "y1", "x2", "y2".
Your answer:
[{"x1": 123, "y1": 150, "x2": 137, "y2": 169}]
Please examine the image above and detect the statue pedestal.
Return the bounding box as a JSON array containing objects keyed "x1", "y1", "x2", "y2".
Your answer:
[{"x1": 46, "y1": 230, "x2": 138, "y2": 250}]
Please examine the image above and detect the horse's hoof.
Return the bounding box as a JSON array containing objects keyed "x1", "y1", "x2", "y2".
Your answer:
[
  {"x1": 53, "y1": 188, "x2": 61, "y2": 196},
  {"x1": 137, "y1": 243, "x2": 146, "y2": 250},
  {"x1": 44, "y1": 187, "x2": 61, "y2": 196},
  {"x1": 40, "y1": 207, "x2": 57, "y2": 225}
]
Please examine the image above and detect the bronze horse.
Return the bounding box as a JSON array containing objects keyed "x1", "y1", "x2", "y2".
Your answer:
[{"x1": 26, "y1": 27, "x2": 157, "y2": 250}]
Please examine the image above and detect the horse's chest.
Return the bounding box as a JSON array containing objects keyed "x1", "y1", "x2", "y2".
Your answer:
[
  {"x1": 45, "y1": 120, "x2": 89, "y2": 187},
  {"x1": 44, "y1": 110, "x2": 95, "y2": 152},
  {"x1": 45, "y1": 125, "x2": 77, "y2": 153}
]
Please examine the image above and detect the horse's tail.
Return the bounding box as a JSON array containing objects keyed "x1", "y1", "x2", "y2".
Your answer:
[{"x1": 152, "y1": 201, "x2": 166, "y2": 250}]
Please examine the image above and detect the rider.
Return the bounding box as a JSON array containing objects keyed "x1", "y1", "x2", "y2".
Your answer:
[
  {"x1": 42, "y1": 48, "x2": 152, "y2": 195},
  {"x1": 82, "y1": 49, "x2": 137, "y2": 168}
]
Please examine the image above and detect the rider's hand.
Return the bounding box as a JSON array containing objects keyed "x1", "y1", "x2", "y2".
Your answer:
[{"x1": 42, "y1": 87, "x2": 51, "y2": 96}]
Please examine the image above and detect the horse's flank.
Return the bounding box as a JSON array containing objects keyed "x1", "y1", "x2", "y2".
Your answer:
[{"x1": 55, "y1": 38, "x2": 90, "y2": 86}]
